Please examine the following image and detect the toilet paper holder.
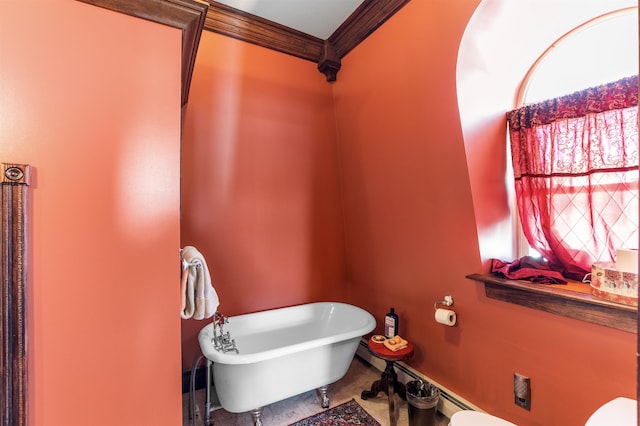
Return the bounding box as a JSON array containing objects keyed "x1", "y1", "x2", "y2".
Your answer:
[{"x1": 434, "y1": 295, "x2": 454, "y2": 311}]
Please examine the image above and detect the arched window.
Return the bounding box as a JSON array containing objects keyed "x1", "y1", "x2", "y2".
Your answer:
[
  {"x1": 521, "y1": 8, "x2": 637, "y2": 105},
  {"x1": 506, "y1": 9, "x2": 638, "y2": 280},
  {"x1": 457, "y1": 0, "x2": 638, "y2": 273}
]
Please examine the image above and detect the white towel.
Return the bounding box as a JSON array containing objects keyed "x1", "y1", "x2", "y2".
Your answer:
[{"x1": 180, "y1": 246, "x2": 219, "y2": 320}]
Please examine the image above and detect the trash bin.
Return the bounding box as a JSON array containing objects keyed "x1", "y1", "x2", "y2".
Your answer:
[{"x1": 406, "y1": 380, "x2": 440, "y2": 426}]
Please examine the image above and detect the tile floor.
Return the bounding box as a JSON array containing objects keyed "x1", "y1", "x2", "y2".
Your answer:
[{"x1": 183, "y1": 355, "x2": 449, "y2": 426}]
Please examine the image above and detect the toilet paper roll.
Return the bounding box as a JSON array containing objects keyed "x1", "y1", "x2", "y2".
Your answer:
[{"x1": 435, "y1": 308, "x2": 456, "y2": 326}]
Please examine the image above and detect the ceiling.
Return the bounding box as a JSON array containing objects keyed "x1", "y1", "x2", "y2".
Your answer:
[{"x1": 214, "y1": 0, "x2": 366, "y2": 39}]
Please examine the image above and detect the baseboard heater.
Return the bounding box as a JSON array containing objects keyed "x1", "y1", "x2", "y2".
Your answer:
[{"x1": 356, "y1": 339, "x2": 483, "y2": 419}]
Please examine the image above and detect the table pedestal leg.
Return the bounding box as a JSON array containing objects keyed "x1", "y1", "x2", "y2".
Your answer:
[{"x1": 361, "y1": 360, "x2": 408, "y2": 426}]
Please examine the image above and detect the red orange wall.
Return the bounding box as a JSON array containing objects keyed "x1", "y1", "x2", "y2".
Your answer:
[
  {"x1": 334, "y1": 1, "x2": 635, "y2": 425},
  {"x1": 1, "y1": 2, "x2": 182, "y2": 425},
  {"x1": 180, "y1": 31, "x2": 348, "y2": 368}
]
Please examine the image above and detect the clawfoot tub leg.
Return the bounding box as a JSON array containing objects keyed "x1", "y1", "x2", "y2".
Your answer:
[
  {"x1": 249, "y1": 407, "x2": 264, "y2": 426},
  {"x1": 316, "y1": 385, "x2": 330, "y2": 408}
]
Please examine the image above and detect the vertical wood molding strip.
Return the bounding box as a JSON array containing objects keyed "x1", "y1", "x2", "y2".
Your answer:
[{"x1": 1, "y1": 163, "x2": 31, "y2": 426}]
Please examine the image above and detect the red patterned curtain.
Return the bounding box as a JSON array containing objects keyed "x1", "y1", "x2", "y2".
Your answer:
[{"x1": 506, "y1": 75, "x2": 639, "y2": 280}]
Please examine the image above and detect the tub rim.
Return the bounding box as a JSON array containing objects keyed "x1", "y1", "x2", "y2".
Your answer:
[{"x1": 198, "y1": 301, "x2": 376, "y2": 365}]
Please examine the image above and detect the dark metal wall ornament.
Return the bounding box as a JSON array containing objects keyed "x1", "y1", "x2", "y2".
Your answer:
[{"x1": 1, "y1": 163, "x2": 30, "y2": 426}]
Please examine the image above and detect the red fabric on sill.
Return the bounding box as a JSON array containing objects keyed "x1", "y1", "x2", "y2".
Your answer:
[{"x1": 490, "y1": 256, "x2": 567, "y2": 284}]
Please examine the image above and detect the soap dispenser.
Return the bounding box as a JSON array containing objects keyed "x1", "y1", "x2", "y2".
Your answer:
[{"x1": 384, "y1": 307, "x2": 399, "y2": 338}]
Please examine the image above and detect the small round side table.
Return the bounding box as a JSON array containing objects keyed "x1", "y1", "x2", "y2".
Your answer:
[{"x1": 361, "y1": 337, "x2": 414, "y2": 426}]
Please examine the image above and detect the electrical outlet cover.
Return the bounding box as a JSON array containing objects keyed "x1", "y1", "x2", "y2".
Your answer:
[{"x1": 514, "y1": 373, "x2": 531, "y2": 410}]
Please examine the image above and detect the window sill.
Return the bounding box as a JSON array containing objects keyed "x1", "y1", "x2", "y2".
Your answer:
[{"x1": 466, "y1": 273, "x2": 637, "y2": 334}]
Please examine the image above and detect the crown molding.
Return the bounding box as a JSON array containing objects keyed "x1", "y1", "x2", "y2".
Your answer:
[
  {"x1": 78, "y1": 0, "x2": 412, "y2": 83},
  {"x1": 204, "y1": 2, "x2": 324, "y2": 63},
  {"x1": 78, "y1": 0, "x2": 209, "y2": 106},
  {"x1": 329, "y1": 0, "x2": 412, "y2": 58},
  {"x1": 204, "y1": 0, "x2": 412, "y2": 81}
]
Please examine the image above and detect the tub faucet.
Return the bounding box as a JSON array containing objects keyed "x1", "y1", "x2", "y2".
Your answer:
[{"x1": 212, "y1": 312, "x2": 239, "y2": 354}]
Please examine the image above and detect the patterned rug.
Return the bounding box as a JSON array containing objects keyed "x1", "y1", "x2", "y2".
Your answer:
[{"x1": 288, "y1": 399, "x2": 381, "y2": 426}]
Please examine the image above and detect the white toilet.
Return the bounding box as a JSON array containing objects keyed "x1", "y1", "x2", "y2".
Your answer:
[
  {"x1": 584, "y1": 397, "x2": 636, "y2": 426},
  {"x1": 449, "y1": 410, "x2": 516, "y2": 426},
  {"x1": 449, "y1": 397, "x2": 637, "y2": 426}
]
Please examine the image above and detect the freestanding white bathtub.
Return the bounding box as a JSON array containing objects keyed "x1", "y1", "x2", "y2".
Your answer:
[{"x1": 198, "y1": 302, "x2": 376, "y2": 425}]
